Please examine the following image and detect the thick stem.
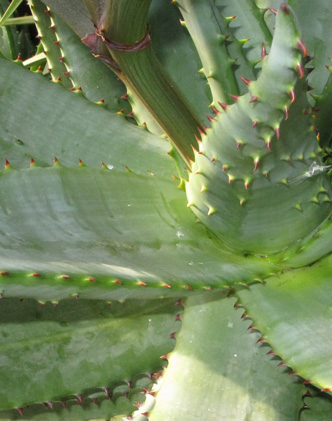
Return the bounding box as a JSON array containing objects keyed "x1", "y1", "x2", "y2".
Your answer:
[{"x1": 93, "y1": 0, "x2": 203, "y2": 166}]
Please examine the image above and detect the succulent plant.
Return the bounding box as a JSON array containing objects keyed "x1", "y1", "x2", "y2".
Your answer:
[{"x1": 0, "y1": 0, "x2": 332, "y2": 419}]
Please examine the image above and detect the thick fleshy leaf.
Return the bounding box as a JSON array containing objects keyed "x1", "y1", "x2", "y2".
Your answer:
[
  {"x1": 236, "y1": 253, "x2": 332, "y2": 392},
  {"x1": 0, "y1": 55, "x2": 174, "y2": 177},
  {"x1": 29, "y1": 0, "x2": 72, "y2": 89},
  {"x1": 0, "y1": 166, "x2": 275, "y2": 301},
  {"x1": 49, "y1": 9, "x2": 131, "y2": 114},
  {"x1": 150, "y1": 294, "x2": 304, "y2": 420},
  {"x1": 0, "y1": 297, "x2": 181, "y2": 410}
]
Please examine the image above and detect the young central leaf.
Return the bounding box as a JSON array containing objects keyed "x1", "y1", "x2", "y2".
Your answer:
[{"x1": 186, "y1": 4, "x2": 332, "y2": 255}]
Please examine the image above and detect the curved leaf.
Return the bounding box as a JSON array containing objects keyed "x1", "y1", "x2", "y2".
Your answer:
[
  {"x1": 0, "y1": 297, "x2": 180, "y2": 410},
  {"x1": 236, "y1": 253, "x2": 332, "y2": 392},
  {"x1": 150, "y1": 294, "x2": 304, "y2": 420},
  {"x1": 0, "y1": 55, "x2": 174, "y2": 177},
  {"x1": 0, "y1": 166, "x2": 275, "y2": 301}
]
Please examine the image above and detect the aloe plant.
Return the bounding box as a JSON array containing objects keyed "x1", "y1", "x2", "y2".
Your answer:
[{"x1": 0, "y1": 0, "x2": 332, "y2": 419}]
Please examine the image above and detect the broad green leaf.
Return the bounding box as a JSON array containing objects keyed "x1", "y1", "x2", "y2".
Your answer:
[
  {"x1": 236, "y1": 253, "x2": 332, "y2": 392},
  {"x1": 150, "y1": 294, "x2": 304, "y2": 420},
  {"x1": 0, "y1": 55, "x2": 174, "y2": 177},
  {"x1": 0, "y1": 166, "x2": 275, "y2": 301},
  {"x1": 0, "y1": 297, "x2": 180, "y2": 410}
]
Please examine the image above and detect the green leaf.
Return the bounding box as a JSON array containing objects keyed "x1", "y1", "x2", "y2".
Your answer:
[
  {"x1": 0, "y1": 55, "x2": 174, "y2": 177},
  {"x1": 236, "y1": 253, "x2": 332, "y2": 392},
  {"x1": 0, "y1": 166, "x2": 275, "y2": 301},
  {"x1": 150, "y1": 293, "x2": 304, "y2": 420},
  {"x1": 0, "y1": 297, "x2": 180, "y2": 410},
  {"x1": 0, "y1": 0, "x2": 22, "y2": 27}
]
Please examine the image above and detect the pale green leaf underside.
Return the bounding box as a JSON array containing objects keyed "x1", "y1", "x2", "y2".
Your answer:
[
  {"x1": 236, "y1": 253, "x2": 332, "y2": 391},
  {"x1": 0, "y1": 55, "x2": 173, "y2": 177},
  {"x1": 0, "y1": 166, "x2": 275, "y2": 301},
  {"x1": 0, "y1": 297, "x2": 180, "y2": 411},
  {"x1": 150, "y1": 294, "x2": 304, "y2": 420}
]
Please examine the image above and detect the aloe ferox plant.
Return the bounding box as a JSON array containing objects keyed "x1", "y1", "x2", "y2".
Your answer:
[{"x1": 1, "y1": 0, "x2": 332, "y2": 419}]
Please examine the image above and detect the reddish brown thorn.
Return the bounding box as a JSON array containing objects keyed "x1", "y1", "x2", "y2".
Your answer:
[
  {"x1": 54, "y1": 40, "x2": 60, "y2": 47},
  {"x1": 244, "y1": 180, "x2": 249, "y2": 190},
  {"x1": 297, "y1": 62, "x2": 304, "y2": 79},
  {"x1": 32, "y1": 273, "x2": 41, "y2": 277},
  {"x1": 253, "y1": 157, "x2": 259, "y2": 171},
  {"x1": 169, "y1": 332, "x2": 176, "y2": 339},
  {"x1": 163, "y1": 283, "x2": 171, "y2": 288},
  {"x1": 302, "y1": 403, "x2": 310, "y2": 410},
  {"x1": 275, "y1": 126, "x2": 280, "y2": 139},
  {"x1": 160, "y1": 354, "x2": 168, "y2": 360},
  {"x1": 16, "y1": 408, "x2": 23, "y2": 416},
  {"x1": 4, "y1": 158, "x2": 10, "y2": 168},
  {"x1": 49, "y1": 25, "x2": 55, "y2": 31},
  {"x1": 114, "y1": 279, "x2": 122, "y2": 285},
  {"x1": 321, "y1": 388, "x2": 332, "y2": 392},
  {"x1": 297, "y1": 38, "x2": 307, "y2": 57},
  {"x1": 121, "y1": 93, "x2": 129, "y2": 100},
  {"x1": 88, "y1": 277, "x2": 96, "y2": 282},
  {"x1": 0, "y1": 272, "x2": 9, "y2": 276},
  {"x1": 56, "y1": 76, "x2": 61, "y2": 82},
  {"x1": 277, "y1": 362, "x2": 288, "y2": 367},
  {"x1": 30, "y1": 157, "x2": 35, "y2": 166},
  {"x1": 127, "y1": 111, "x2": 135, "y2": 118},
  {"x1": 290, "y1": 89, "x2": 295, "y2": 104},
  {"x1": 261, "y1": 43, "x2": 267, "y2": 59},
  {"x1": 75, "y1": 394, "x2": 83, "y2": 405},
  {"x1": 280, "y1": 4, "x2": 289, "y2": 13},
  {"x1": 16, "y1": 53, "x2": 22, "y2": 61},
  {"x1": 63, "y1": 71, "x2": 70, "y2": 77},
  {"x1": 240, "y1": 76, "x2": 251, "y2": 85},
  {"x1": 269, "y1": 8, "x2": 277, "y2": 15},
  {"x1": 303, "y1": 380, "x2": 312, "y2": 385},
  {"x1": 175, "y1": 314, "x2": 182, "y2": 321},
  {"x1": 206, "y1": 114, "x2": 214, "y2": 123},
  {"x1": 69, "y1": 87, "x2": 75, "y2": 91},
  {"x1": 266, "y1": 350, "x2": 276, "y2": 356},
  {"x1": 266, "y1": 138, "x2": 271, "y2": 152},
  {"x1": 288, "y1": 371, "x2": 299, "y2": 376},
  {"x1": 256, "y1": 337, "x2": 266, "y2": 344},
  {"x1": 229, "y1": 93, "x2": 239, "y2": 102},
  {"x1": 44, "y1": 9, "x2": 50, "y2": 15},
  {"x1": 211, "y1": 106, "x2": 220, "y2": 115},
  {"x1": 218, "y1": 102, "x2": 228, "y2": 111},
  {"x1": 59, "y1": 56, "x2": 65, "y2": 63},
  {"x1": 176, "y1": 299, "x2": 183, "y2": 306},
  {"x1": 252, "y1": 120, "x2": 258, "y2": 128},
  {"x1": 250, "y1": 96, "x2": 258, "y2": 103},
  {"x1": 284, "y1": 107, "x2": 289, "y2": 120},
  {"x1": 236, "y1": 141, "x2": 242, "y2": 149},
  {"x1": 138, "y1": 281, "x2": 147, "y2": 286}
]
